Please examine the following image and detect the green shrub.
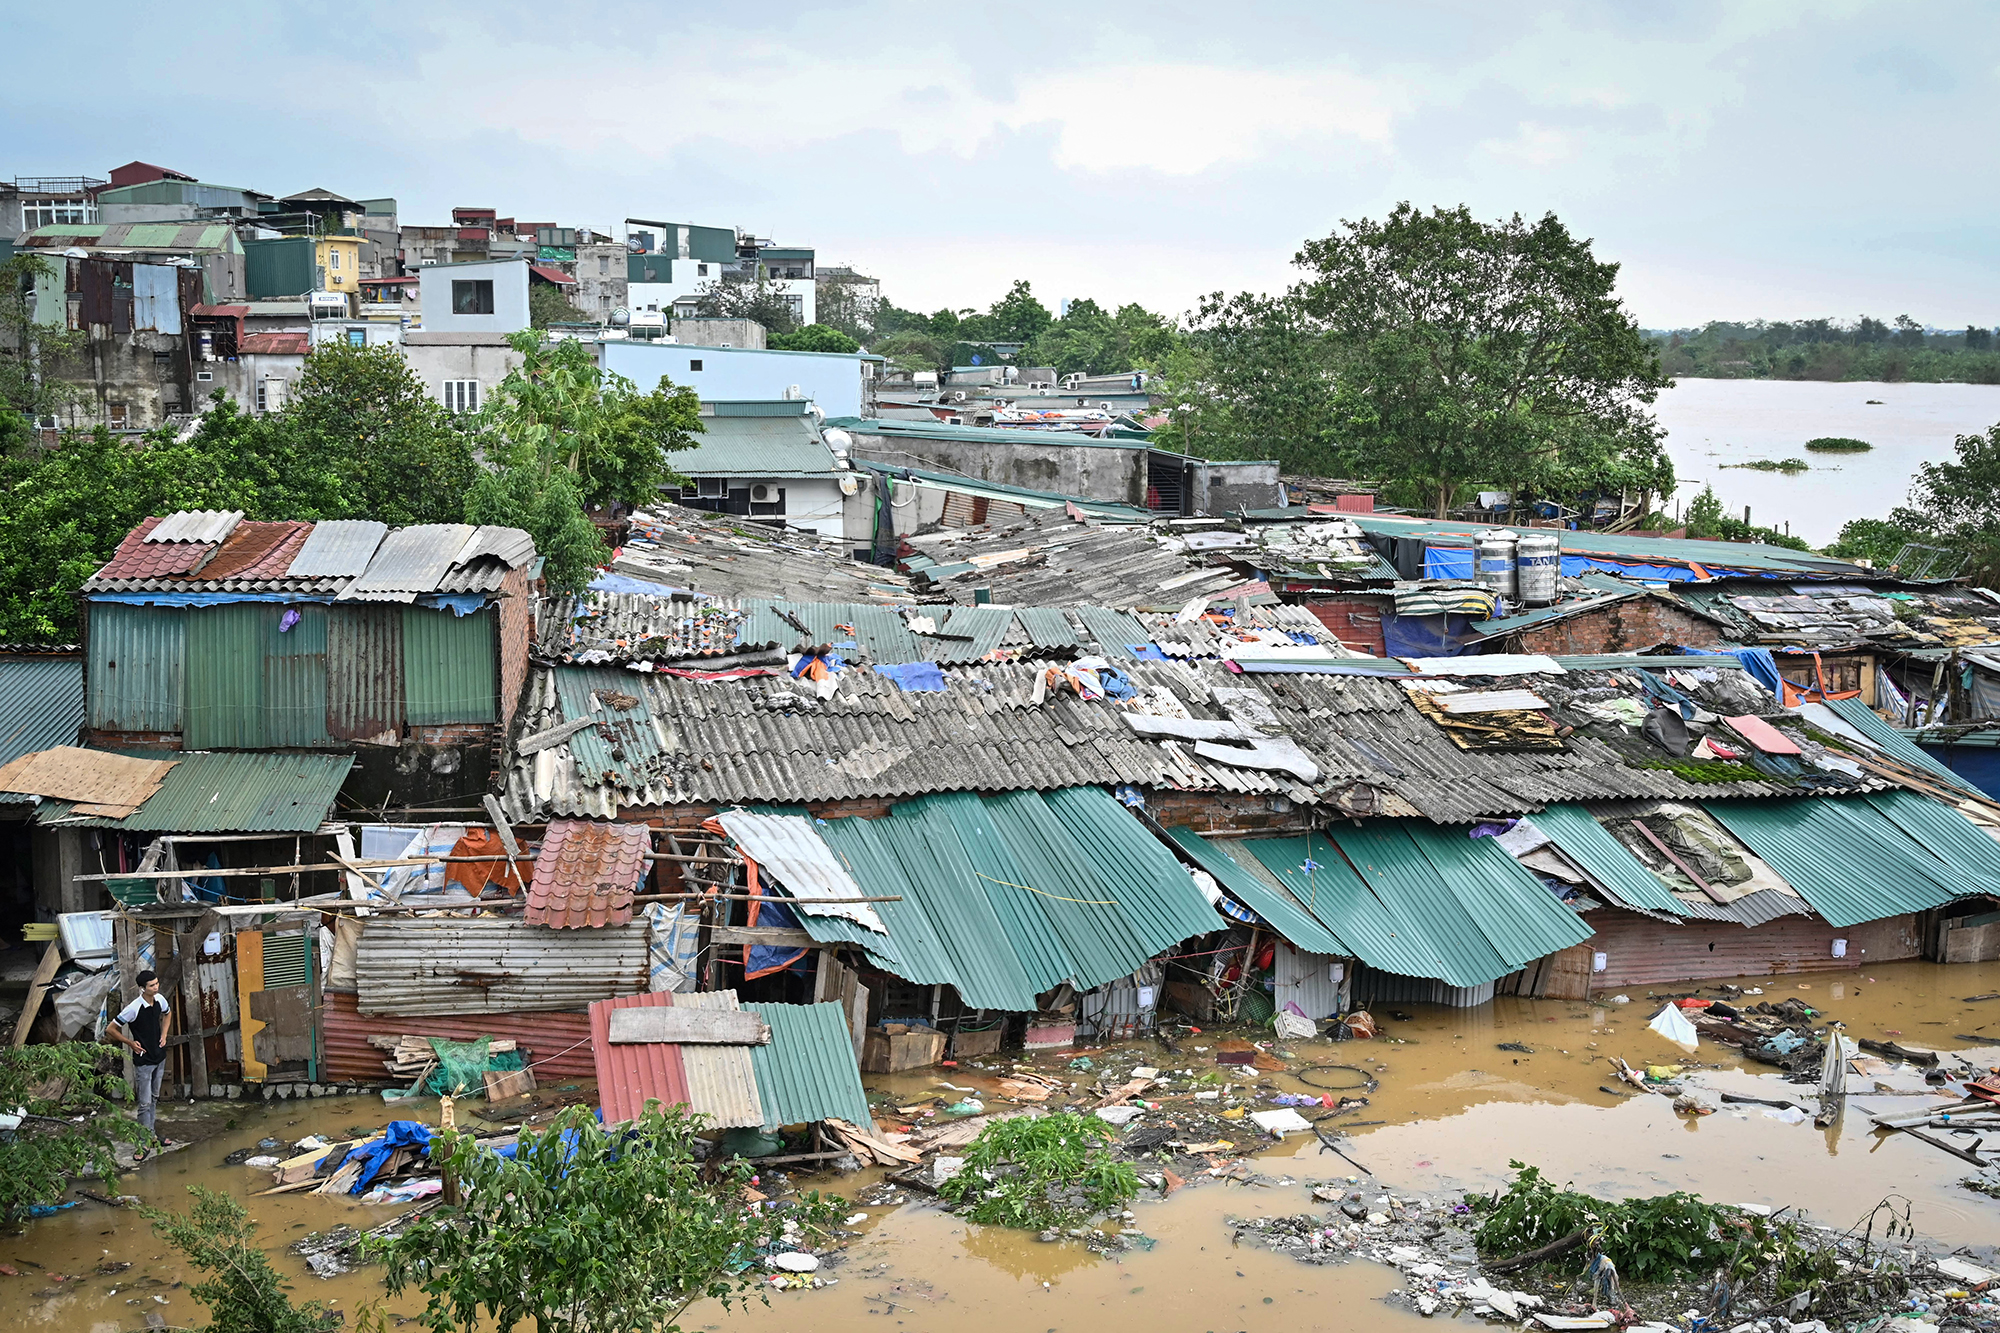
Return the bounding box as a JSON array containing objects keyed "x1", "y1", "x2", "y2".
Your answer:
[
  {"x1": 1804, "y1": 437, "x2": 1872, "y2": 452},
  {"x1": 938, "y1": 1112, "x2": 1140, "y2": 1231}
]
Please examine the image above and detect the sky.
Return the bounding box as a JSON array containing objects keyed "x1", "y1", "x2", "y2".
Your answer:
[{"x1": 8, "y1": 1, "x2": 1997, "y2": 329}]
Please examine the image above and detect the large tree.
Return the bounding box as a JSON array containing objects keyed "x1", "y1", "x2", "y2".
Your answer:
[
  {"x1": 1169, "y1": 290, "x2": 1343, "y2": 473},
  {"x1": 1296, "y1": 204, "x2": 1671, "y2": 517},
  {"x1": 1875, "y1": 421, "x2": 2000, "y2": 583},
  {"x1": 281, "y1": 341, "x2": 478, "y2": 525}
]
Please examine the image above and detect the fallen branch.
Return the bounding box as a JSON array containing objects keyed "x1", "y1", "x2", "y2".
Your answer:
[{"x1": 1486, "y1": 1228, "x2": 1588, "y2": 1274}]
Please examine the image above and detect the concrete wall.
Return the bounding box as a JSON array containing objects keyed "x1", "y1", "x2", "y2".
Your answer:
[
  {"x1": 55, "y1": 327, "x2": 196, "y2": 431},
  {"x1": 668, "y1": 318, "x2": 765, "y2": 350},
  {"x1": 401, "y1": 335, "x2": 525, "y2": 413},
  {"x1": 417, "y1": 259, "x2": 529, "y2": 334},
  {"x1": 1509, "y1": 598, "x2": 1726, "y2": 656},
  {"x1": 850, "y1": 430, "x2": 1147, "y2": 506},
  {"x1": 603, "y1": 341, "x2": 870, "y2": 417},
  {"x1": 571, "y1": 243, "x2": 629, "y2": 321},
  {"x1": 1192, "y1": 460, "x2": 1282, "y2": 514},
  {"x1": 201, "y1": 352, "x2": 307, "y2": 416},
  {"x1": 686, "y1": 475, "x2": 855, "y2": 542}
]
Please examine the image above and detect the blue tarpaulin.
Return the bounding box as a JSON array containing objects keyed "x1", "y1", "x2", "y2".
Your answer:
[
  {"x1": 873, "y1": 661, "x2": 946, "y2": 692},
  {"x1": 1681, "y1": 645, "x2": 1786, "y2": 700},
  {"x1": 745, "y1": 897, "x2": 810, "y2": 979},
  {"x1": 1422, "y1": 546, "x2": 1475, "y2": 579},
  {"x1": 588, "y1": 574, "x2": 687, "y2": 597},
  {"x1": 1560, "y1": 554, "x2": 1696, "y2": 582},
  {"x1": 1381, "y1": 611, "x2": 1475, "y2": 658},
  {"x1": 333, "y1": 1119, "x2": 434, "y2": 1193}
]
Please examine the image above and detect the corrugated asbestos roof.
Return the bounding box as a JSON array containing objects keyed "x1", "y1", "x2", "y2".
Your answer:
[
  {"x1": 0, "y1": 656, "x2": 84, "y2": 801},
  {"x1": 743, "y1": 1001, "x2": 873, "y2": 1127},
  {"x1": 526, "y1": 820, "x2": 649, "y2": 928},
  {"x1": 84, "y1": 514, "x2": 533, "y2": 599},
  {"x1": 34, "y1": 750, "x2": 352, "y2": 831},
  {"x1": 1704, "y1": 797, "x2": 1976, "y2": 927},
  {"x1": 609, "y1": 505, "x2": 917, "y2": 605},
  {"x1": 358, "y1": 918, "x2": 648, "y2": 1016}
]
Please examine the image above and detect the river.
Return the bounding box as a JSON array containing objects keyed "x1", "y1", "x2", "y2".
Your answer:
[
  {"x1": 3, "y1": 958, "x2": 1996, "y2": 1333},
  {"x1": 1655, "y1": 379, "x2": 2000, "y2": 548}
]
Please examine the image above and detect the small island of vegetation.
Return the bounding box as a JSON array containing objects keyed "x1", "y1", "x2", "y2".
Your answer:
[{"x1": 1805, "y1": 437, "x2": 1873, "y2": 452}]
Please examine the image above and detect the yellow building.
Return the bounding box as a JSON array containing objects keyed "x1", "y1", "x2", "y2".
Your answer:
[{"x1": 315, "y1": 235, "x2": 362, "y2": 294}]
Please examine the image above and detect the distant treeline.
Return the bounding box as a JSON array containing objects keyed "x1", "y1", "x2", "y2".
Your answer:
[{"x1": 1649, "y1": 317, "x2": 2000, "y2": 383}]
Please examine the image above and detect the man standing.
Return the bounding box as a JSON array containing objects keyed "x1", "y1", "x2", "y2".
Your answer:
[{"x1": 107, "y1": 970, "x2": 174, "y2": 1149}]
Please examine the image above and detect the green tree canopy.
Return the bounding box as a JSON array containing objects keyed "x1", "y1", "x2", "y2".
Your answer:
[
  {"x1": 694, "y1": 272, "x2": 799, "y2": 335},
  {"x1": 529, "y1": 281, "x2": 590, "y2": 329},
  {"x1": 1168, "y1": 290, "x2": 1342, "y2": 473},
  {"x1": 1296, "y1": 204, "x2": 1670, "y2": 516},
  {"x1": 280, "y1": 341, "x2": 478, "y2": 525},
  {"x1": 767, "y1": 323, "x2": 860, "y2": 353},
  {"x1": 1, "y1": 1042, "x2": 140, "y2": 1219},
  {"x1": 1880, "y1": 421, "x2": 2000, "y2": 583},
  {"x1": 1021, "y1": 299, "x2": 1181, "y2": 376}
]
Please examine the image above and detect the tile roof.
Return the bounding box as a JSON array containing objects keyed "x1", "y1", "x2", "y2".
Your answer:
[
  {"x1": 98, "y1": 515, "x2": 212, "y2": 581},
  {"x1": 238, "y1": 332, "x2": 310, "y2": 355},
  {"x1": 526, "y1": 820, "x2": 649, "y2": 928},
  {"x1": 195, "y1": 521, "x2": 313, "y2": 580}
]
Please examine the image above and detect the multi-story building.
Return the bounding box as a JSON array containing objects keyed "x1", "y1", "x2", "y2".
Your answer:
[{"x1": 0, "y1": 174, "x2": 106, "y2": 249}]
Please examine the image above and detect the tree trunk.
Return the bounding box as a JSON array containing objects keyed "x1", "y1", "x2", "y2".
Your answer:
[{"x1": 1434, "y1": 483, "x2": 1451, "y2": 520}]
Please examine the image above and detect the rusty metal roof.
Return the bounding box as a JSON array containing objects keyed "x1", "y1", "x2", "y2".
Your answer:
[
  {"x1": 526, "y1": 820, "x2": 649, "y2": 928},
  {"x1": 590, "y1": 992, "x2": 692, "y2": 1126},
  {"x1": 238, "y1": 332, "x2": 310, "y2": 355},
  {"x1": 321, "y1": 989, "x2": 597, "y2": 1085}
]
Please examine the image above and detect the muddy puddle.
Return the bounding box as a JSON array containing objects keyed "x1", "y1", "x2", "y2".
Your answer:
[{"x1": 3, "y1": 957, "x2": 1996, "y2": 1332}]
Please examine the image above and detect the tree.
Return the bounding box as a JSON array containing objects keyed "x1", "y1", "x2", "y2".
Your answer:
[
  {"x1": 1021, "y1": 299, "x2": 1182, "y2": 377},
  {"x1": 983, "y1": 280, "x2": 1053, "y2": 344},
  {"x1": 0, "y1": 252, "x2": 88, "y2": 432},
  {"x1": 529, "y1": 281, "x2": 590, "y2": 329},
  {"x1": 1889, "y1": 421, "x2": 2000, "y2": 584},
  {"x1": 767, "y1": 323, "x2": 860, "y2": 354},
  {"x1": 0, "y1": 1042, "x2": 141, "y2": 1220},
  {"x1": 482, "y1": 332, "x2": 701, "y2": 512},
  {"x1": 369, "y1": 1105, "x2": 843, "y2": 1333},
  {"x1": 813, "y1": 275, "x2": 873, "y2": 341},
  {"x1": 1175, "y1": 289, "x2": 1343, "y2": 472},
  {"x1": 1296, "y1": 204, "x2": 1670, "y2": 517},
  {"x1": 694, "y1": 272, "x2": 798, "y2": 335},
  {"x1": 464, "y1": 463, "x2": 605, "y2": 594},
  {"x1": 280, "y1": 342, "x2": 478, "y2": 525},
  {"x1": 144, "y1": 1187, "x2": 333, "y2": 1333},
  {"x1": 1824, "y1": 516, "x2": 1926, "y2": 565}
]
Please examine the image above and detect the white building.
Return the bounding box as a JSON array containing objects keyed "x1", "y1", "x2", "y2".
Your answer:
[
  {"x1": 416, "y1": 257, "x2": 530, "y2": 335},
  {"x1": 664, "y1": 399, "x2": 869, "y2": 545},
  {"x1": 600, "y1": 340, "x2": 879, "y2": 419}
]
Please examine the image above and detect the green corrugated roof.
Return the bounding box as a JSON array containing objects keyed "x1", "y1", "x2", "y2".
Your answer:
[
  {"x1": 1073, "y1": 606, "x2": 1155, "y2": 659},
  {"x1": 1823, "y1": 697, "x2": 1969, "y2": 788},
  {"x1": 1348, "y1": 514, "x2": 1867, "y2": 577},
  {"x1": 1165, "y1": 828, "x2": 1348, "y2": 956},
  {"x1": 0, "y1": 657, "x2": 84, "y2": 802},
  {"x1": 1409, "y1": 824, "x2": 1595, "y2": 966},
  {"x1": 741, "y1": 1001, "x2": 873, "y2": 1128},
  {"x1": 37, "y1": 751, "x2": 353, "y2": 832},
  {"x1": 673, "y1": 415, "x2": 840, "y2": 477},
  {"x1": 1243, "y1": 834, "x2": 1443, "y2": 979},
  {"x1": 1329, "y1": 825, "x2": 1513, "y2": 984},
  {"x1": 1862, "y1": 790, "x2": 2000, "y2": 885},
  {"x1": 1704, "y1": 797, "x2": 1972, "y2": 927},
  {"x1": 1042, "y1": 787, "x2": 1224, "y2": 955},
  {"x1": 1530, "y1": 804, "x2": 1685, "y2": 915}
]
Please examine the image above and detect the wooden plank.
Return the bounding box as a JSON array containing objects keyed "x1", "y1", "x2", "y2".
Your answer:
[
  {"x1": 10, "y1": 942, "x2": 64, "y2": 1048},
  {"x1": 174, "y1": 911, "x2": 216, "y2": 1097},
  {"x1": 114, "y1": 917, "x2": 138, "y2": 1089},
  {"x1": 483, "y1": 1067, "x2": 537, "y2": 1100},
  {"x1": 607, "y1": 1006, "x2": 771, "y2": 1046},
  {"x1": 708, "y1": 924, "x2": 817, "y2": 948}
]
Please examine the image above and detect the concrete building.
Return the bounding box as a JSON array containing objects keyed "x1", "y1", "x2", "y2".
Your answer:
[
  {"x1": 570, "y1": 241, "x2": 628, "y2": 322},
  {"x1": 0, "y1": 173, "x2": 105, "y2": 249},
  {"x1": 94, "y1": 177, "x2": 269, "y2": 225},
  {"x1": 417, "y1": 257, "x2": 530, "y2": 335},
  {"x1": 666, "y1": 317, "x2": 764, "y2": 349},
  {"x1": 624, "y1": 220, "x2": 738, "y2": 319},
  {"x1": 401, "y1": 331, "x2": 525, "y2": 417},
  {"x1": 601, "y1": 340, "x2": 879, "y2": 418},
  {"x1": 667, "y1": 399, "x2": 872, "y2": 547}
]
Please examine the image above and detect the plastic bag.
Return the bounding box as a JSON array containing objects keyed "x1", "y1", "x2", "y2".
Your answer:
[{"x1": 1648, "y1": 1002, "x2": 1700, "y2": 1049}]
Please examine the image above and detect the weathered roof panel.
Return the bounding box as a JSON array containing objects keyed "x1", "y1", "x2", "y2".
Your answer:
[
  {"x1": 344, "y1": 524, "x2": 477, "y2": 595},
  {"x1": 36, "y1": 750, "x2": 353, "y2": 832},
  {"x1": 1704, "y1": 797, "x2": 1971, "y2": 927},
  {"x1": 743, "y1": 1001, "x2": 873, "y2": 1128},
  {"x1": 287, "y1": 520, "x2": 389, "y2": 578},
  {"x1": 525, "y1": 820, "x2": 648, "y2": 929},
  {"x1": 146, "y1": 511, "x2": 243, "y2": 544},
  {"x1": 0, "y1": 656, "x2": 84, "y2": 802},
  {"x1": 358, "y1": 918, "x2": 647, "y2": 1015}
]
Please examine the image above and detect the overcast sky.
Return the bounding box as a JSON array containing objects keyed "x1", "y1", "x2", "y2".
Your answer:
[{"x1": 9, "y1": 1, "x2": 1994, "y2": 329}]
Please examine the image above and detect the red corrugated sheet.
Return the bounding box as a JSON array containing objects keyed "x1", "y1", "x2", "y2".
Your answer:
[
  {"x1": 527, "y1": 820, "x2": 647, "y2": 928},
  {"x1": 590, "y1": 992, "x2": 690, "y2": 1125},
  {"x1": 238, "y1": 332, "x2": 310, "y2": 355},
  {"x1": 196, "y1": 521, "x2": 312, "y2": 581},
  {"x1": 1726, "y1": 714, "x2": 1803, "y2": 755},
  {"x1": 320, "y1": 989, "x2": 597, "y2": 1083},
  {"x1": 96, "y1": 515, "x2": 212, "y2": 580},
  {"x1": 528, "y1": 263, "x2": 576, "y2": 285}
]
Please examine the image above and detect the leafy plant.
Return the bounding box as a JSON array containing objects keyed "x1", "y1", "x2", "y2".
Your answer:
[
  {"x1": 0, "y1": 1041, "x2": 142, "y2": 1219},
  {"x1": 368, "y1": 1104, "x2": 844, "y2": 1333},
  {"x1": 1724, "y1": 458, "x2": 1809, "y2": 473},
  {"x1": 144, "y1": 1186, "x2": 334, "y2": 1333},
  {"x1": 1805, "y1": 437, "x2": 1872, "y2": 452},
  {"x1": 1469, "y1": 1161, "x2": 1744, "y2": 1285},
  {"x1": 937, "y1": 1111, "x2": 1140, "y2": 1231}
]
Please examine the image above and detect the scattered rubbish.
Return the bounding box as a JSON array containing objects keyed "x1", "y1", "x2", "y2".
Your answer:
[
  {"x1": 769, "y1": 1253, "x2": 820, "y2": 1273},
  {"x1": 1248, "y1": 1108, "x2": 1314, "y2": 1135},
  {"x1": 242, "y1": 1155, "x2": 282, "y2": 1169},
  {"x1": 944, "y1": 1099, "x2": 984, "y2": 1118},
  {"x1": 1498, "y1": 1042, "x2": 1534, "y2": 1053},
  {"x1": 1095, "y1": 1106, "x2": 1143, "y2": 1127},
  {"x1": 843, "y1": 1213, "x2": 868, "y2": 1226}
]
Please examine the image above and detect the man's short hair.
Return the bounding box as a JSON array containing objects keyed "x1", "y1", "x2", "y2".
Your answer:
[{"x1": 136, "y1": 969, "x2": 158, "y2": 988}]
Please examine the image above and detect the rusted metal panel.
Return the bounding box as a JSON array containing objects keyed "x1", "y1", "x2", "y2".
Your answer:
[
  {"x1": 321, "y1": 989, "x2": 595, "y2": 1083},
  {"x1": 1587, "y1": 906, "x2": 1863, "y2": 990},
  {"x1": 355, "y1": 918, "x2": 647, "y2": 1015},
  {"x1": 327, "y1": 605, "x2": 404, "y2": 743},
  {"x1": 497, "y1": 564, "x2": 531, "y2": 735}
]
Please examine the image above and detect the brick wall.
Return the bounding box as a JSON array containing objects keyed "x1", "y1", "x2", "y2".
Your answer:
[
  {"x1": 1513, "y1": 599, "x2": 1724, "y2": 656},
  {"x1": 497, "y1": 564, "x2": 532, "y2": 737},
  {"x1": 1304, "y1": 596, "x2": 1390, "y2": 656},
  {"x1": 86, "y1": 730, "x2": 180, "y2": 750},
  {"x1": 409, "y1": 723, "x2": 496, "y2": 746}
]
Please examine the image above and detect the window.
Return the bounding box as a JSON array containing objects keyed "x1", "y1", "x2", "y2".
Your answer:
[
  {"x1": 22, "y1": 198, "x2": 95, "y2": 229},
  {"x1": 329, "y1": 249, "x2": 341, "y2": 271},
  {"x1": 346, "y1": 328, "x2": 366, "y2": 347},
  {"x1": 451, "y1": 279, "x2": 494, "y2": 315},
  {"x1": 196, "y1": 370, "x2": 214, "y2": 382},
  {"x1": 598, "y1": 255, "x2": 609, "y2": 275},
  {"x1": 688, "y1": 359, "x2": 702, "y2": 372},
  {"x1": 441, "y1": 379, "x2": 479, "y2": 414},
  {"x1": 695, "y1": 478, "x2": 727, "y2": 499},
  {"x1": 697, "y1": 263, "x2": 709, "y2": 277}
]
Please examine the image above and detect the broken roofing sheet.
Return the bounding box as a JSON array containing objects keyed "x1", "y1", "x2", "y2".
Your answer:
[{"x1": 608, "y1": 505, "x2": 916, "y2": 604}]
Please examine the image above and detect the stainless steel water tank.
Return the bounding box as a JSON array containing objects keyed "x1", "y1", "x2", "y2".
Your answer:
[
  {"x1": 1475, "y1": 529, "x2": 1519, "y2": 601},
  {"x1": 1516, "y1": 531, "x2": 1561, "y2": 606}
]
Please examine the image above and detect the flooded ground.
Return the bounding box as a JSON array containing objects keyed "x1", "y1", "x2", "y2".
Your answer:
[{"x1": 4, "y1": 957, "x2": 1997, "y2": 1332}]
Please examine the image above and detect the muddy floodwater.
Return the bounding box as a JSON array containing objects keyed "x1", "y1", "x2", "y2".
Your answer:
[{"x1": 5, "y1": 958, "x2": 1998, "y2": 1332}]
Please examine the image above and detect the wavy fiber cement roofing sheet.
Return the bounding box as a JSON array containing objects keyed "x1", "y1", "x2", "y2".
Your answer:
[
  {"x1": 1325, "y1": 825, "x2": 1513, "y2": 985},
  {"x1": 669, "y1": 990, "x2": 765, "y2": 1129},
  {"x1": 1532, "y1": 804, "x2": 1687, "y2": 915},
  {"x1": 286, "y1": 520, "x2": 388, "y2": 578},
  {"x1": 1407, "y1": 825, "x2": 1595, "y2": 967},
  {"x1": 1703, "y1": 798, "x2": 1970, "y2": 927},
  {"x1": 1165, "y1": 827, "x2": 1349, "y2": 957},
  {"x1": 1242, "y1": 835, "x2": 1443, "y2": 981},
  {"x1": 743, "y1": 1001, "x2": 873, "y2": 1128}
]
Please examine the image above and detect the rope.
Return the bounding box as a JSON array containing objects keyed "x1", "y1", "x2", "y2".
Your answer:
[
  {"x1": 972, "y1": 870, "x2": 1116, "y2": 905},
  {"x1": 524, "y1": 1036, "x2": 593, "y2": 1071}
]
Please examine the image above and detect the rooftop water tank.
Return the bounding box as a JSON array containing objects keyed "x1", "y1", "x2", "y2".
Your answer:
[
  {"x1": 1516, "y1": 532, "x2": 1561, "y2": 607},
  {"x1": 1475, "y1": 529, "x2": 1519, "y2": 602}
]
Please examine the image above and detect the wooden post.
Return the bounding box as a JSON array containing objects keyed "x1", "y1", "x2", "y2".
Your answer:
[{"x1": 114, "y1": 915, "x2": 139, "y2": 1092}]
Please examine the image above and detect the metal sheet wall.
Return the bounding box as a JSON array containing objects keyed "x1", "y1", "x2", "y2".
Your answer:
[
  {"x1": 88, "y1": 603, "x2": 185, "y2": 733},
  {"x1": 402, "y1": 606, "x2": 497, "y2": 725},
  {"x1": 1587, "y1": 907, "x2": 1860, "y2": 990},
  {"x1": 356, "y1": 918, "x2": 647, "y2": 1015},
  {"x1": 185, "y1": 604, "x2": 333, "y2": 749},
  {"x1": 327, "y1": 605, "x2": 404, "y2": 742},
  {"x1": 1273, "y1": 942, "x2": 1344, "y2": 1021},
  {"x1": 264, "y1": 606, "x2": 331, "y2": 749},
  {"x1": 321, "y1": 989, "x2": 596, "y2": 1083}
]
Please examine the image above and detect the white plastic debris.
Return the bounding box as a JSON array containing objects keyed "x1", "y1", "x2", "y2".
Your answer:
[
  {"x1": 1095, "y1": 1106, "x2": 1143, "y2": 1127},
  {"x1": 1648, "y1": 1002, "x2": 1700, "y2": 1049},
  {"x1": 1248, "y1": 1108, "x2": 1314, "y2": 1135},
  {"x1": 243, "y1": 1155, "x2": 281, "y2": 1168},
  {"x1": 769, "y1": 1253, "x2": 819, "y2": 1273},
  {"x1": 931, "y1": 1156, "x2": 965, "y2": 1187},
  {"x1": 843, "y1": 1212, "x2": 868, "y2": 1226}
]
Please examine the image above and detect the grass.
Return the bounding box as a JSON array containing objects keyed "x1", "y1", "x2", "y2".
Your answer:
[
  {"x1": 1722, "y1": 458, "x2": 1811, "y2": 473},
  {"x1": 1805, "y1": 437, "x2": 1872, "y2": 452}
]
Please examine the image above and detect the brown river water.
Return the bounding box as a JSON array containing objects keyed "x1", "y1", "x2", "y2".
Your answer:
[{"x1": 5, "y1": 957, "x2": 1998, "y2": 1332}]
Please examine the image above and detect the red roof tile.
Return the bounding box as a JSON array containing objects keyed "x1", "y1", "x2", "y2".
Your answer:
[
  {"x1": 528, "y1": 263, "x2": 576, "y2": 286},
  {"x1": 590, "y1": 992, "x2": 691, "y2": 1125},
  {"x1": 238, "y1": 332, "x2": 310, "y2": 355},
  {"x1": 191, "y1": 521, "x2": 313, "y2": 581},
  {"x1": 95, "y1": 515, "x2": 214, "y2": 581},
  {"x1": 526, "y1": 820, "x2": 650, "y2": 929}
]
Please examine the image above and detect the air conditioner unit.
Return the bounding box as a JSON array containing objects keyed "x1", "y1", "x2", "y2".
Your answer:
[{"x1": 749, "y1": 483, "x2": 780, "y2": 504}]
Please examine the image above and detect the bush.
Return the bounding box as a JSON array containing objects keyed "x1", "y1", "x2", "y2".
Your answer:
[
  {"x1": 937, "y1": 1112, "x2": 1140, "y2": 1231},
  {"x1": 1805, "y1": 437, "x2": 1872, "y2": 452},
  {"x1": 145, "y1": 1186, "x2": 334, "y2": 1332}
]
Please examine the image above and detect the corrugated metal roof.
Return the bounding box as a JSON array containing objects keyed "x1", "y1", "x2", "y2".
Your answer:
[
  {"x1": 345, "y1": 524, "x2": 478, "y2": 596},
  {"x1": 591, "y1": 992, "x2": 693, "y2": 1126},
  {"x1": 1531, "y1": 804, "x2": 1687, "y2": 915},
  {"x1": 671, "y1": 415, "x2": 842, "y2": 478},
  {"x1": 146, "y1": 510, "x2": 243, "y2": 544},
  {"x1": 743, "y1": 1001, "x2": 872, "y2": 1128},
  {"x1": 0, "y1": 657, "x2": 85, "y2": 801},
  {"x1": 1408, "y1": 824, "x2": 1596, "y2": 968},
  {"x1": 36, "y1": 750, "x2": 352, "y2": 831},
  {"x1": 667, "y1": 990, "x2": 765, "y2": 1129},
  {"x1": 611, "y1": 505, "x2": 917, "y2": 605},
  {"x1": 716, "y1": 811, "x2": 885, "y2": 933},
  {"x1": 358, "y1": 918, "x2": 648, "y2": 1015},
  {"x1": 197, "y1": 522, "x2": 314, "y2": 580},
  {"x1": 526, "y1": 820, "x2": 648, "y2": 928},
  {"x1": 1704, "y1": 797, "x2": 1972, "y2": 927},
  {"x1": 288, "y1": 520, "x2": 389, "y2": 578},
  {"x1": 1863, "y1": 789, "x2": 2000, "y2": 885},
  {"x1": 1016, "y1": 606, "x2": 1079, "y2": 649},
  {"x1": 86, "y1": 604, "x2": 184, "y2": 733},
  {"x1": 1166, "y1": 828, "x2": 1343, "y2": 954},
  {"x1": 1822, "y1": 697, "x2": 1969, "y2": 788},
  {"x1": 1074, "y1": 606, "x2": 1155, "y2": 658},
  {"x1": 1348, "y1": 514, "x2": 1870, "y2": 578},
  {"x1": 1241, "y1": 834, "x2": 1440, "y2": 979}
]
